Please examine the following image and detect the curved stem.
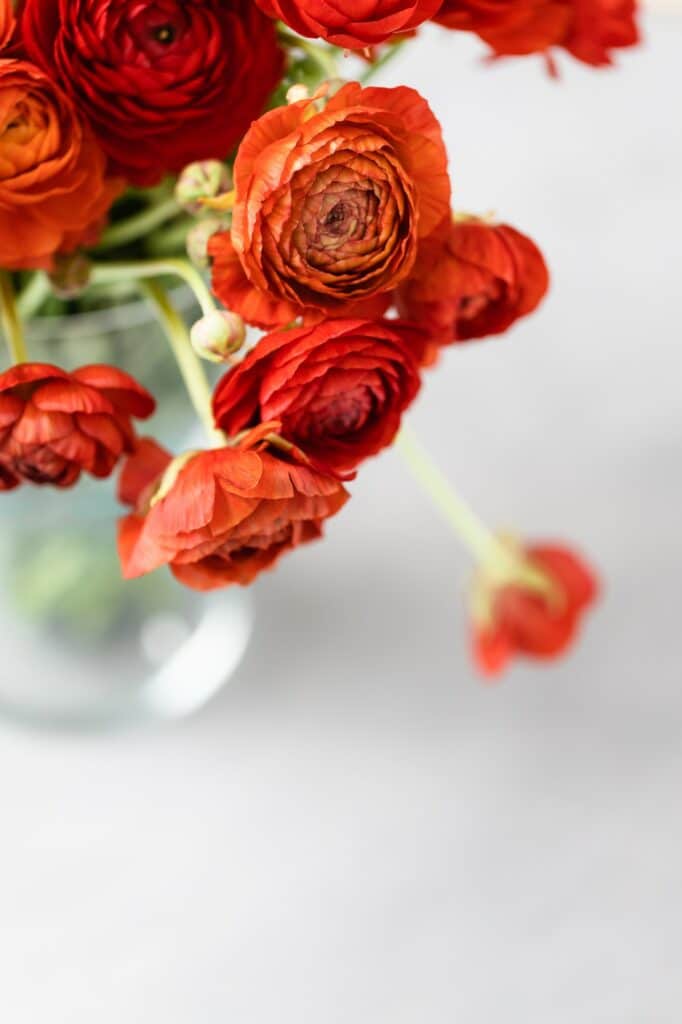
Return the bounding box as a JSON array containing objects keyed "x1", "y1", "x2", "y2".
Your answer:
[
  {"x1": 91, "y1": 259, "x2": 216, "y2": 317},
  {"x1": 94, "y1": 197, "x2": 182, "y2": 252},
  {"x1": 139, "y1": 280, "x2": 225, "y2": 448},
  {"x1": 395, "y1": 426, "x2": 517, "y2": 571},
  {"x1": 0, "y1": 271, "x2": 28, "y2": 364},
  {"x1": 16, "y1": 271, "x2": 51, "y2": 321},
  {"x1": 278, "y1": 26, "x2": 341, "y2": 79}
]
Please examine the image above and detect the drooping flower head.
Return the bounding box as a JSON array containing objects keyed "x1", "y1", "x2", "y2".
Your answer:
[
  {"x1": 213, "y1": 319, "x2": 426, "y2": 474},
  {"x1": 471, "y1": 538, "x2": 599, "y2": 676},
  {"x1": 0, "y1": 59, "x2": 119, "y2": 270},
  {"x1": 256, "y1": 0, "x2": 442, "y2": 48},
  {"x1": 396, "y1": 215, "x2": 549, "y2": 358},
  {"x1": 118, "y1": 432, "x2": 350, "y2": 591},
  {"x1": 0, "y1": 363, "x2": 155, "y2": 489},
  {"x1": 20, "y1": 0, "x2": 284, "y2": 185},
  {"x1": 210, "y1": 83, "x2": 451, "y2": 329},
  {"x1": 435, "y1": 0, "x2": 639, "y2": 67}
]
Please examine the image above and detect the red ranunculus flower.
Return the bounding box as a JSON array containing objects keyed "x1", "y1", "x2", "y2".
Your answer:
[
  {"x1": 471, "y1": 540, "x2": 599, "y2": 676},
  {"x1": 0, "y1": 0, "x2": 15, "y2": 50},
  {"x1": 20, "y1": 0, "x2": 284, "y2": 185},
  {"x1": 435, "y1": 0, "x2": 638, "y2": 67},
  {"x1": 396, "y1": 216, "x2": 549, "y2": 356},
  {"x1": 563, "y1": 0, "x2": 639, "y2": 66},
  {"x1": 209, "y1": 83, "x2": 451, "y2": 330},
  {"x1": 213, "y1": 319, "x2": 426, "y2": 474},
  {"x1": 0, "y1": 59, "x2": 119, "y2": 270},
  {"x1": 118, "y1": 432, "x2": 349, "y2": 590},
  {"x1": 0, "y1": 363, "x2": 155, "y2": 488},
  {"x1": 256, "y1": 0, "x2": 442, "y2": 48}
]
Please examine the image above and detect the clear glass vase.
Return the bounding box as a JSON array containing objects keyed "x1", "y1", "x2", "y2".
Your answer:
[{"x1": 0, "y1": 292, "x2": 253, "y2": 730}]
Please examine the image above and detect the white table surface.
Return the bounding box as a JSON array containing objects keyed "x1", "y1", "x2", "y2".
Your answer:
[{"x1": 1, "y1": 17, "x2": 680, "y2": 1023}]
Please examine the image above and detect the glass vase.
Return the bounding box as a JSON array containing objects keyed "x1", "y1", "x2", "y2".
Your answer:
[{"x1": 0, "y1": 292, "x2": 253, "y2": 730}]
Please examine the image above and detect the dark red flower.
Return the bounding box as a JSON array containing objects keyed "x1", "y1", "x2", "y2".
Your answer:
[
  {"x1": 213, "y1": 319, "x2": 425, "y2": 474},
  {"x1": 210, "y1": 83, "x2": 451, "y2": 330},
  {"x1": 256, "y1": 0, "x2": 442, "y2": 48},
  {"x1": 471, "y1": 540, "x2": 599, "y2": 676},
  {"x1": 396, "y1": 216, "x2": 549, "y2": 357},
  {"x1": 118, "y1": 432, "x2": 349, "y2": 590},
  {"x1": 0, "y1": 363, "x2": 155, "y2": 488},
  {"x1": 20, "y1": 0, "x2": 284, "y2": 185},
  {"x1": 434, "y1": 0, "x2": 638, "y2": 67}
]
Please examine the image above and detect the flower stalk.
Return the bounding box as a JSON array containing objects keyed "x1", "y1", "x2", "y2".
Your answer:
[
  {"x1": 395, "y1": 425, "x2": 543, "y2": 587},
  {"x1": 94, "y1": 196, "x2": 182, "y2": 252},
  {"x1": 0, "y1": 271, "x2": 28, "y2": 364},
  {"x1": 139, "y1": 280, "x2": 226, "y2": 448},
  {"x1": 91, "y1": 258, "x2": 216, "y2": 318}
]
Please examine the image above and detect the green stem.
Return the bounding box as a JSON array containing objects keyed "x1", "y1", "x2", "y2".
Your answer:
[
  {"x1": 139, "y1": 280, "x2": 225, "y2": 448},
  {"x1": 16, "y1": 271, "x2": 51, "y2": 321},
  {"x1": 395, "y1": 426, "x2": 517, "y2": 571},
  {"x1": 0, "y1": 271, "x2": 29, "y2": 364},
  {"x1": 91, "y1": 259, "x2": 216, "y2": 317},
  {"x1": 278, "y1": 26, "x2": 341, "y2": 79},
  {"x1": 94, "y1": 197, "x2": 182, "y2": 252}
]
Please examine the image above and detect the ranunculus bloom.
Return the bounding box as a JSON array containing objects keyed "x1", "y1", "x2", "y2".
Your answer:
[
  {"x1": 0, "y1": 363, "x2": 155, "y2": 488},
  {"x1": 563, "y1": 0, "x2": 639, "y2": 66},
  {"x1": 20, "y1": 0, "x2": 284, "y2": 185},
  {"x1": 0, "y1": 59, "x2": 118, "y2": 270},
  {"x1": 209, "y1": 83, "x2": 451, "y2": 329},
  {"x1": 471, "y1": 541, "x2": 599, "y2": 676},
  {"x1": 396, "y1": 216, "x2": 549, "y2": 355},
  {"x1": 435, "y1": 0, "x2": 638, "y2": 67},
  {"x1": 118, "y1": 434, "x2": 349, "y2": 590},
  {"x1": 256, "y1": 0, "x2": 442, "y2": 48},
  {"x1": 0, "y1": 0, "x2": 15, "y2": 50},
  {"x1": 213, "y1": 319, "x2": 426, "y2": 474}
]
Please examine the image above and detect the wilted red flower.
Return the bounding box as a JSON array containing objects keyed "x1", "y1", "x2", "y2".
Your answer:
[
  {"x1": 256, "y1": 0, "x2": 442, "y2": 48},
  {"x1": 210, "y1": 83, "x2": 451, "y2": 330},
  {"x1": 435, "y1": 0, "x2": 638, "y2": 66},
  {"x1": 118, "y1": 433, "x2": 350, "y2": 590},
  {"x1": 396, "y1": 216, "x2": 549, "y2": 355},
  {"x1": 213, "y1": 319, "x2": 426, "y2": 474},
  {"x1": 20, "y1": 0, "x2": 284, "y2": 185},
  {"x1": 0, "y1": 59, "x2": 119, "y2": 271},
  {"x1": 0, "y1": 0, "x2": 15, "y2": 50},
  {"x1": 471, "y1": 540, "x2": 599, "y2": 676},
  {"x1": 0, "y1": 363, "x2": 155, "y2": 488}
]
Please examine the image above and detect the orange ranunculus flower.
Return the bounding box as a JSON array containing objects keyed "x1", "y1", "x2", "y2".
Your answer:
[
  {"x1": 0, "y1": 1, "x2": 15, "y2": 51},
  {"x1": 471, "y1": 539, "x2": 599, "y2": 676},
  {"x1": 396, "y1": 216, "x2": 549, "y2": 356},
  {"x1": 209, "y1": 83, "x2": 451, "y2": 330},
  {"x1": 435, "y1": 0, "x2": 638, "y2": 67},
  {"x1": 212, "y1": 318, "x2": 426, "y2": 475},
  {"x1": 0, "y1": 59, "x2": 119, "y2": 270},
  {"x1": 0, "y1": 363, "x2": 155, "y2": 488},
  {"x1": 256, "y1": 0, "x2": 442, "y2": 49},
  {"x1": 118, "y1": 432, "x2": 350, "y2": 591}
]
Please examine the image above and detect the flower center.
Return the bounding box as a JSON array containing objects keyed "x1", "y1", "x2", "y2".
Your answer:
[{"x1": 152, "y1": 23, "x2": 176, "y2": 44}]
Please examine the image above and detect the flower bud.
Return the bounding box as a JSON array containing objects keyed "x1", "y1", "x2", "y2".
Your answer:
[
  {"x1": 286, "y1": 83, "x2": 310, "y2": 104},
  {"x1": 48, "y1": 251, "x2": 91, "y2": 299},
  {"x1": 175, "y1": 160, "x2": 233, "y2": 215},
  {"x1": 190, "y1": 311, "x2": 246, "y2": 363},
  {"x1": 186, "y1": 216, "x2": 228, "y2": 268}
]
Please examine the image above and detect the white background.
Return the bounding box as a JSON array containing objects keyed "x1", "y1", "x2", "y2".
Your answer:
[{"x1": 1, "y1": 16, "x2": 681, "y2": 1022}]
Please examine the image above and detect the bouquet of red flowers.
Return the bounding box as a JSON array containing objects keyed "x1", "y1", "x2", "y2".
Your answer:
[{"x1": 0, "y1": 0, "x2": 640, "y2": 680}]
